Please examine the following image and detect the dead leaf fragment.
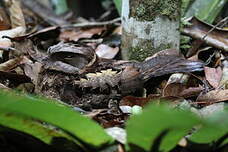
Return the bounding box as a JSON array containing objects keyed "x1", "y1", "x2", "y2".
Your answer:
[
  {"x1": 0, "y1": 8, "x2": 11, "y2": 30},
  {"x1": 0, "y1": 56, "x2": 27, "y2": 72},
  {"x1": 96, "y1": 44, "x2": 119, "y2": 59},
  {"x1": 7, "y1": 0, "x2": 26, "y2": 29},
  {"x1": 219, "y1": 60, "x2": 228, "y2": 89},
  {"x1": 179, "y1": 87, "x2": 203, "y2": 98},
  {"x1": 183, "y1": 17, "x2": 228, "y2": 51},
  {"x1": 0, "y1": 27, "x2": 25, "y2": 47},
  {"x1": 60, "y1": 27, "x2": 105, "y2": 42},
  {"x1": 204, "y1": 66, "x2": 222, "y2": 88},
  {"x1": 197, "y1": 89, "x2": 228, "y2": 103}
]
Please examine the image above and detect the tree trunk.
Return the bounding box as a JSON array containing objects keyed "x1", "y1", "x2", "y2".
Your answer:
[{"x1": 121, "y1": 0, "x2": 181, "y2": 61}]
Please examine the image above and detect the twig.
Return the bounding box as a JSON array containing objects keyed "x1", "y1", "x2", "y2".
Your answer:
[
  {"x1": 0, "y1": 46, "x2": 17, "y2": 52},
  {"x1": 79, "y1": 38, "x2": 103, "y2": 43},
  {"x1": 202, "y1": 17, "x2": 228, "y2": 40},
  {"x1": 61, "y1": 17, "x2": 121, "y2": 29}
]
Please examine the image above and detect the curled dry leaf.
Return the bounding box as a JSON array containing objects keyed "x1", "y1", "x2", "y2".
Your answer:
[
  {"x1": 182, "y1": 17, "x2": 228, "y2": 51},
  {"x1": 43, "y1": 42, "x2": 97, "y2": 74},
  {"x1": 163, "y1": 72, "x2": 204, "y2": 98},
  {"x1": 204, "y1": 66, "x2": 222, "y2": 88}
]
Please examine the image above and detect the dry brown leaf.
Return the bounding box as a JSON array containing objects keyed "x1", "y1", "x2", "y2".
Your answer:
[
  {"x1": 120, "y1": 95, "x2": 160, "y2": 107},
  {"x1": 179, "y1": 86, "x2": 203, "y2": 98},
  {"x1": 0, "y1": 8, "x2": 11, "y2": 30},
  {"x1": 6, "y1": 0, "x2": 26, "y2": 29},
  {"x1": 197, "y1": 89, "x2": 228, "y2": 103},
  {"x1": 204, "y1": 66, "x2": 222, "y2": 88},
  {"x1": 163, "y1": 83, "x2": 186, "y2": 97},
  {"x1": 163, "y1": 73, "x2": 203, "y2": 98},
  {"x1": 219, "y1": 60, "x2": 228, "y2": 89},
  {"x1": 183, "y1": 17, "x2": 228, "y2": 51},
  {"x1": 0, "y1": 26, "x2": 25, "y2": 47},
  {"x1": 59, "y1": 27, "x2": 105, "y2": 42},
  {"x1": 0, "y1": 56, "x2": 28, "y2": 71},
  {"x1": 24, "y1": 62, "x2": 42, "y2": 85},
  {"x1": 112, "y1": 26, "x2": 122, "y2": 35},
  {"x1": 0, "y1": 0, "x2": 26, "y2": 48},
  {"x1": 95, "y1": 44, "x2": 119, "y2": 59}
]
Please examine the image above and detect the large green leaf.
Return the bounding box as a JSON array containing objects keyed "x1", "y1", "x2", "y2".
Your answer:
[
  {"x1": 185, "y1": 0, "x2": 227, "y2": 23},
  {"x1": 126, "y1": 104, "x2": 200, "y2": 152},
  {"x1": 190, "y1": 109, "x2": 228, "y2": 144},
  {"x1": 113, "y1": 0, "x2": 122, "y2": 15},
  {"x1": 0, "y1": 112, "x2": 74, "y2": 144},
  {"x1": 0, "y1": 90, "x2": 114, "y2": 148}
]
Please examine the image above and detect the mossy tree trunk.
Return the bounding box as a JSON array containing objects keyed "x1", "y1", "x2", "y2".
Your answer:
[{"x1": 121, "y1": 0, "x2": 181, "y2": 61}]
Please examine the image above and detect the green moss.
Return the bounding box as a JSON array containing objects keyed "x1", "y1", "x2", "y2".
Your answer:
[
  {"x1": 129, "y1": 46, "x2": 153, "y2": 62},
  {"x1": 130, "y1": 0, "x2": 180, "y2": 21},
  {"x1": 128, "y1": 40, "x2": 172, "y2": 61}
]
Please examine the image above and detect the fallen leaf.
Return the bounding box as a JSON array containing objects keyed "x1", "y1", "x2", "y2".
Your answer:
[
  {"x1": 219, "y1": 60, "x2": 228, "y2": 89},
  {"x1": 179, "y1": 87, "x2": 203, "y2": 98},
  {"x1": 7, "y1": 0, "x2": 26, "y2": 29},
  {"x1": 24, "y1": 62, "x2": 42, "y2": 85},
  {"x1": 96, "y1": 44, "x2": 119, "y2": 59},
  {"x1": 0, "y1": 56, "x2": 28, "y2": 72},
  {"x1": 112, "y1": 26, "x2": 122, "y2": 35},
  {"x1": 204, "y1": 66, "x2": 222, "y2": 88},
  {"x1": 163, "y1": 83, "x2": 186, "y2": 97},
  {"x1": 0, "y1": 27, "x2": 25, "y2": 47},
  {"x1": 0, "y1": 8, "x2": 11, "y2": 30},
  {"x1": 183, "y1": 17, "x2": 228, "y2": 51},
  {"x1": 196, "y1": 89, "x2": 228, "y2": 103},
  {"x1": 59, "y1": 27, "x2": 105, "y2": 42},
  {"x1": 119, "y1": 95, "x2": 160, "y2": 107}
]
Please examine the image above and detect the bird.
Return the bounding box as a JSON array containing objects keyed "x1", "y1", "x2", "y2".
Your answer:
[{"x1": 35, "y1": 42, "x2": 204, "y2": 111}]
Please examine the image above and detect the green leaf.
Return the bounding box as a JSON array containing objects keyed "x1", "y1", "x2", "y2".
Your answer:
[
  {"x1": 0, "y1": 112, "x2": 74, "y2": 144},
  {"x1": 51, "y1": 0, "x2": 68, "y2": 15},
  {"x1": 185, "y1": 0, "x2": 227, "y2": 23},
  {"x1": 0, "y1": 90, "x2": 114, "y2": 148},
  {"x1": 190, "y1": 109, "x2": 228, "y2": 144},
  {"x1": 126, "y1": 104, "x2": 199, "y2": 152},
  {"x1": 113, "y1": 0, "x2": 122, "y2": 15}
]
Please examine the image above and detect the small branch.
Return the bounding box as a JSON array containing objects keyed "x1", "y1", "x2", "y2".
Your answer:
[
  {"x1": 0, "y1": 46, "x2": 17, "y2": 52},
  {"x1": 202, "y1": 17, "x2": 228, "y2": 40},
  {"x1": 61, "y1": 17, "x2": 121, "y2": 29}
]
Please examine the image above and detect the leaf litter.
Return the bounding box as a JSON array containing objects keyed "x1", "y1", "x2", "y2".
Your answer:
[{"x1": 0, "y1": 1, "x2": 228, "y2": 151}]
